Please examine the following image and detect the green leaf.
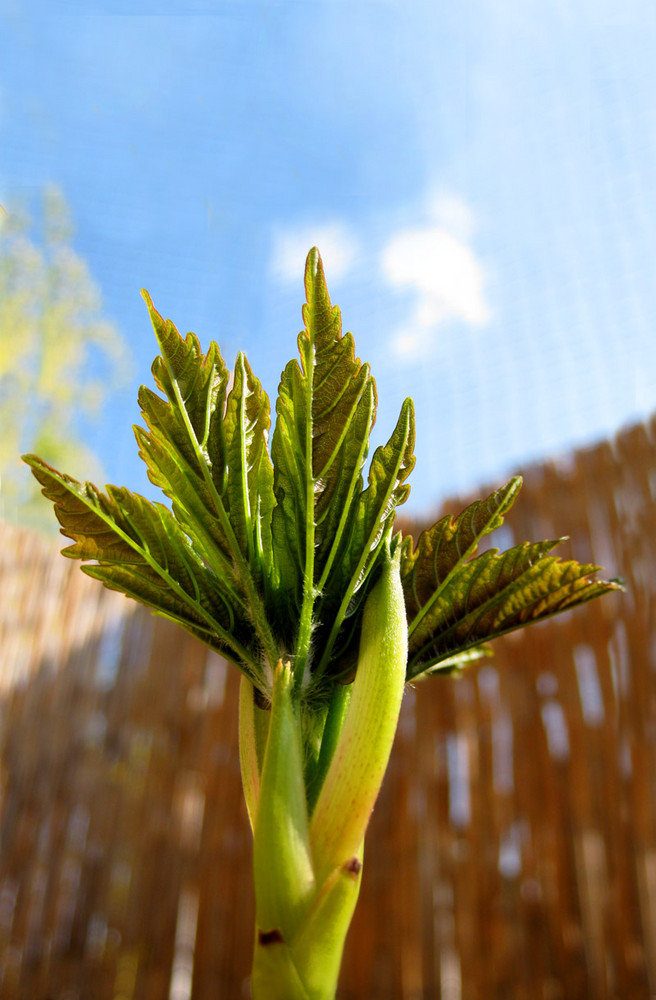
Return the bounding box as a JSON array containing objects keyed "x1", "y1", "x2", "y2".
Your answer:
[
  {"x1": 407, "y1": 535, "x2": 622, "y2": 679},
  {"x1": 414, "y1": 646, "x2": 493, "y2": 678},
  {"x1": 141, "y1": 291, "x2": 228, "y2": 482},
  {"x1": 401, "y1": 477, "x2": 522, "y2": 627},
  {"x1": 270, "y1": 356, "x2": 306, "y2": 596},
  {"x1": 223, "y1": 352, "x2": 275, "y2": 574},
  {"x1": 348, "y1": 395, "x2": 416, "y2": 584},
  {"x1": 22, "y1": 454, "x2": 262, "y2": 681},
  {"x1": 270, "y1": 249, "x2": 378, "y2": 677},
  {"x1": 138, "y1": 293, "x2": 280, "y2": 672},
  {"x1": 134, "y1": 422, "x2": 236, "y2": 582},
  {"x1": 271, "y1": 250, "x2": 376, "y2": 587},
  {"x1": 312, "y1": 396, "x2": 415, "y2": 680},
  {"x1": 83, "y1": 562, "x2": 231, "y2": 648},
  {"x1": 138, "y1": 294, "x2": 235, "y2": 557}
]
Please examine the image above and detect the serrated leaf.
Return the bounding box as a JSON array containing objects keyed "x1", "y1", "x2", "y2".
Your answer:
[
  {"x1": 138, "y1": 295, "x2": 236, "y2": 559},
  {"x1": 402, "y1": 477, "x2": 522, "y2": 624},
  {"x1": 134, "y1": 422, "x2": 235, "y2": 577},
  {"x1": 270, "y1": 356, "x2": 306, "y2": 595},
  {"x1": 338, "y1": 396, "x2": 415, "y2": 597},
  {"x1": 312, "y1": 396, "x2": 415, "y2": 680},
  {"x1": 270, "y1": 249, "x2": 383, "y2": 680},
  {"x1": 137, "y1": 295, "x2": 280, "y2": 672},
  {"x1": 23, "y1": 454, "x2": 261, "y2": 680},
  {"x1": 407, "y1": 536, "x2": 622, "y2": 679},
  {"x1": 83, "y1": 563, "x2": 228, "y2": 644},
  {"x1": 223, "y1": 352, "x2": 275, "y2": 573},
  {"x1": 271, "y1": 249, "x2": 376, "y2": 604},
  {"x1": 142, "y1": 291, "x2": 228, "y2": 480}
]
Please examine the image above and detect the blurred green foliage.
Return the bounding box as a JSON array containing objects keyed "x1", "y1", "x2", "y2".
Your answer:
[{"x1": 0, "y1": 187, "x2": 131, "y2": 530}]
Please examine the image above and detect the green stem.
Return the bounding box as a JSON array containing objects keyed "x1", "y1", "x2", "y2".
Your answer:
[
  {"x1": 251, "y1": 850, "x2": 362, "y2": 1000},
  {"x1": 247, "y1": 665, "x2": 362, "y2": 1000},
  {"x1": 310, "y1": 543, "x2": 407, "y2": 884}
]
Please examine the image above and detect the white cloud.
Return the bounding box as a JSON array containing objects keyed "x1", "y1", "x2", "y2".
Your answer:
[
  {"x1": 270, "y1": 222, "x2": 358, "y2": 284},
  {"x1": 382, "y1": 195, "x2": 490, "y2": 362}
]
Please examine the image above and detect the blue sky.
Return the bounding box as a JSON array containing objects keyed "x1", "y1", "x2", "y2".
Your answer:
[{"x1": 2, "y1": 0, "x2": 656, "y2": 516}]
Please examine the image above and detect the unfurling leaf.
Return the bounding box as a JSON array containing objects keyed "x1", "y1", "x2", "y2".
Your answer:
[
  {"x1": 312, "y1": 395, "x2": 415, "y2": 681},
  {"x1": 141, "y1": 290, "x2": 228, "y2": 486},
  {"x1": 138, "y1": 294, "x2": 280, "y2": 674},
  {"x1": 404, "y1": 483, "x2": 622, "y2": 680},
  {"x1": 271, "y1": 250, "x2": 376, "y2": 602},
  {"x1": 271, "y1": 248, "x2": 376, "y2": 607},
  {"x1": 270, "y1": 249, "x2": 410, "y2": 686},
  {"x1": 223, "y1": 352, "x2": 275, "y2": 576},
  {"x1": 401, "y1": 476, "x2": 522, "y2": 621},
  {"x1": 22, "y1": 454, "x2": 261, "y2": 682}
]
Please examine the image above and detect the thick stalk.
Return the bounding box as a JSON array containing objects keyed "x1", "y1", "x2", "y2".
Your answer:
[
  {"x1": 247, "y1": 544, "x2": 408, "y2": 999},
  {"x1": 252, "y1": 662, "x2": 315, "y2": 947},
  {"x1": 310, "y1": 542, "x2": 407, "y2": 884},
  {"x1": 251, "y1": 850, "x2": 362, "y2": 1000},
  {"x1": 247, "y1": 665, "x2": 361, "y2": 1000}
]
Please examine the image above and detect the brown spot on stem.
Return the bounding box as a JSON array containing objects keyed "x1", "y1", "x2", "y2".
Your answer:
[
  {"x1": 344, "y1": 857, "x2": 362, "y2": 877},
  {"x1": 258, "y1": 928, "x2": 284, "y2": 946},
  {"x1": 253, "y1": 686, "x2": 271, "y2": 711}
]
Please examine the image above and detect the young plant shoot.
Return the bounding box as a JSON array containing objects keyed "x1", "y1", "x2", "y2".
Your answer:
[{"x1": 24, "y1": 249, "x2": 620, "y2": 999}]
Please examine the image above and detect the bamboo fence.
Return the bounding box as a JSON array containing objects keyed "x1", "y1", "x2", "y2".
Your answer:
[{"x1": 0, "y1": 416, "x2": 654, "y2": 999}]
